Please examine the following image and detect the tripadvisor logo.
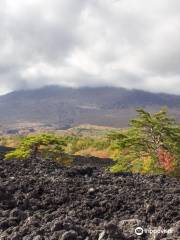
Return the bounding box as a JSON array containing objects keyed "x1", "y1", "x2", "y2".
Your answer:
[
  {"x1": 135, "y1": 227, "x2": 144, "y2": 236},
  {"x1": 135, "y1": 227, "x2": 173, "y2": 236}
]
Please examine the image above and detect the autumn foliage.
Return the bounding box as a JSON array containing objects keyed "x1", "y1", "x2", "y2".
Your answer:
[
  {"x1": 3, "y1": 109, "x2": 180, "y2": 176},
  {"x1": 157, "y1": 147, "x2": 174, "y2": 172}
]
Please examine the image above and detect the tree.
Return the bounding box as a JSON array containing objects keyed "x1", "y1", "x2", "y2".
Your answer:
[
  {"x1": 5, "y1": 133, "x2": 72, "y2": 165},
  {"x1": 110, "y1": 109, "x2": 180, "y2": 176}
]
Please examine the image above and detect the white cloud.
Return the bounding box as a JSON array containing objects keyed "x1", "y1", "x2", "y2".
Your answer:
[{"x1": 0, "y1": 0, "x2": 180, "y2": 94}]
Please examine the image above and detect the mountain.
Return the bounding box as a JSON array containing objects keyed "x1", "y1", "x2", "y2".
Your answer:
[{"x1": 0, "y1": 86, "x2": 180, "y2": 129}]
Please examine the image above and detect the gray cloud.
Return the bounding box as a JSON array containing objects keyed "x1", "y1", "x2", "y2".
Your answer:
[{"x1": 0, "y1": 0, "x2": 180, "y2": 95}]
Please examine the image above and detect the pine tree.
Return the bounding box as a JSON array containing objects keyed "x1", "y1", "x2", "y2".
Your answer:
[
  {"x1": 110, "y1": 109, "x2": 180, "y2": 175},
  {"x1": 5, "y1": 133, "x2": 72, "y2": 165}
]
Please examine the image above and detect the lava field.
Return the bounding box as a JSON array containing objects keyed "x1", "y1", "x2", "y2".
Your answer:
[{"x1": 0, "y1": 151, "x2": 179, "y2": 240}]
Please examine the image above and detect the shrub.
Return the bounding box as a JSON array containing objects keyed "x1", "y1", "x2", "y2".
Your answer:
[{"x1": 5, "y1": 133, "x2": 72, "y2": 165}]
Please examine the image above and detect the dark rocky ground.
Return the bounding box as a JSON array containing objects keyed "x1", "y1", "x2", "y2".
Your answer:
[{"x1": 0, "y1": 148, "x2": 179, "y2": 240}]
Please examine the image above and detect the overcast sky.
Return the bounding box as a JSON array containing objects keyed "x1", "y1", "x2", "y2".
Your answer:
[{"x1": 0, "y1": 0, "x2": 180, "y2": 95}]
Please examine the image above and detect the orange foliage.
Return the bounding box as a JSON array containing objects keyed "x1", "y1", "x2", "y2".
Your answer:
[
  {"x1": 75, "y1": 147, "x2": 110, "y2": 158},
  {"x1": 157, "y1": 147, "x2": 174, "y2": 172}
]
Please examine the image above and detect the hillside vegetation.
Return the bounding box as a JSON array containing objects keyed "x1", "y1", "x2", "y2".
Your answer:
[{"x1": 3, "y1": 108, "x2": 180, "y2": 177}]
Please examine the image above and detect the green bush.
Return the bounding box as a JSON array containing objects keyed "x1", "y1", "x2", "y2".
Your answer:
[{"x1": 5, "y1": 133, "x2": 72, "y2": 165}]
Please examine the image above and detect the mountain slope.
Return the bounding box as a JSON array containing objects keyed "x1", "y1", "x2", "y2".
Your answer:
[{"x1": 0, "y1": 86, "x2": 180, "y2": 128}]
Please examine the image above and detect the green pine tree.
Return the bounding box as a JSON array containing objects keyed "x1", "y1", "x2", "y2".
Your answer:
[{"x1": 110, "y1": 108, "x2": 180, "y2": 176}]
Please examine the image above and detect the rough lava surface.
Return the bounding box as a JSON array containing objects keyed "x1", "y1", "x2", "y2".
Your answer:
[{"x1": 0, "y1": 149, "x2": 179, "y2": 240}]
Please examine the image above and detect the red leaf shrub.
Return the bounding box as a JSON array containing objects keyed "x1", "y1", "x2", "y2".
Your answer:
[{"x1": 157, "y1": 148, "x2": 174, "y2": 172}]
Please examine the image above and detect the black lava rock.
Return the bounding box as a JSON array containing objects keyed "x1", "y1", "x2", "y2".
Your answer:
[{"x1": 0, "y1": 156, "x2": 179, "y2": 240}]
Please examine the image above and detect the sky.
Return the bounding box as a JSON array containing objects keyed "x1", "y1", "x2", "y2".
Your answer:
[{"x1": 0, "y1": 0, "x2": 180, "y2": 95}]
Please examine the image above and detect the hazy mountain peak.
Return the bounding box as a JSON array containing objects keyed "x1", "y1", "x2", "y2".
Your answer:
[{"x1": 0, "y1": 86, "x2": 179, "y2": 129}]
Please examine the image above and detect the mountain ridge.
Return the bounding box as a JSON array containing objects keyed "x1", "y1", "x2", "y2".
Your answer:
[{"x1": 0, "y1": 85, "x2": 180, "y2": 129}]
